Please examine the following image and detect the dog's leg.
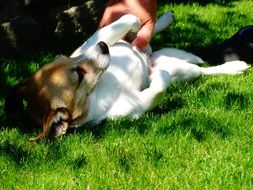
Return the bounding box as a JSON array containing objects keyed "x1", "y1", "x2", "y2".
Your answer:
[
  {"x1": 137, "y1": 69, "x2": 171, "y2": 112},
  {"x1": 151, "y1": 51, "x2": 203, "y2": 82},
  {"x1": 152, "y1": 49, "x2": 251, "y2": 83},
  {"x1": 153, "y1": 11, "x2": 174, "y2": 36},
  {"x1": 199, "y1": 61, "x2": 250, "y2": 75},
  {"x1": 152, "y1": 48, "x2": 204, "y2": 65},
  {"x1": 70, "y1": 14, "x2": 141, "y2": 58}
]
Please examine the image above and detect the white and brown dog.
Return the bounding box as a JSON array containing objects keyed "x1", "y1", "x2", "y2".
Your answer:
[{"x1": 5, "y1": 12, "x2": 250, "y2": 140}]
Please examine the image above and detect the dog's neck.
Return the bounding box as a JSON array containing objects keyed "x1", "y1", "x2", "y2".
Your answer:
[{"x1": 80, "y1": 71, "x2": 119, "y2": 124}]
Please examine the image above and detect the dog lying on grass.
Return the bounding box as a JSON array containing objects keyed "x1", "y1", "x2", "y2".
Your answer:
[{"x1": 5, "y1": 12, "x2": 250, "y2": 141}]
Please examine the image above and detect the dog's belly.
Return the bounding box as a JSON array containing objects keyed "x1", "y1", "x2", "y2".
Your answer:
[{"x1": 84, "y1": 42, "x2": 150, "y2": 123}]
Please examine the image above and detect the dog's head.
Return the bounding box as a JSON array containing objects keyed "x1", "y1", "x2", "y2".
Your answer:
[{"x1": 5, "y1": 42, "x2": 110, "y2": 140}]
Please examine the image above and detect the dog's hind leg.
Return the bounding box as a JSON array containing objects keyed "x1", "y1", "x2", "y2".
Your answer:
[
  {"x1": 152, "y1": 52, "x2": 250, "y2": 83},
  {"x1": 70, "y1": 14, "x2": 141, "y2": 58},
  {"x1": 151, "y1": 50, "x2": 203, "y2": 82},
  {"x1": 153, "y1": 11, "x2": 174, "y2": 36},
  {"x1": 199, "y1": 61, "x2": 250, "y2": 75}
]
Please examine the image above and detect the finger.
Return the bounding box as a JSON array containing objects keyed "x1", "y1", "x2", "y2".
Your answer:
[
  {"x1": 131, "y1": 21, "x2": 154, "y2": 50},
  {"x1": 98, "y1": 10, "x2": 113, "y2": 28},
  {"x1": 98, "y1": 1, "x2": 126, "y2": 28}
]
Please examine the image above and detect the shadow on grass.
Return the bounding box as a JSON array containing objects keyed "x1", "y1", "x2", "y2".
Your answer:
[
  {"x1": 0, "y1": 54, "x2": 54, "y2": 136},
  {"x1": 0, "y1": 132, "x2": 88, "y2": 169},
  {"x1": 79, "y1": 108, "x2": 232, "y2": 143},
  {"x1": 69, "y1": 116, "x2": 154, "y2": 140},
  {"x1": 224, "y1": 91, "x2": 250, "y2": 110},
  {"x1": 156, "y1": 112, "x2": 231, "y2": 142},
  {"x1": 0, "y1": 54, "x2": 54, "y2": 97},
  {"x1": 0, "y1": 140, "x2": 30, "y2": 165}
]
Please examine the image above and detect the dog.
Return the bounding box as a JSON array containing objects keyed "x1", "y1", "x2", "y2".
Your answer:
[
  {"x1": 192, "y1": 25, "x2": 253, "y2": 64},
  {"x1": 5, "y1": 12, "x2": 250, "y2": 141}
]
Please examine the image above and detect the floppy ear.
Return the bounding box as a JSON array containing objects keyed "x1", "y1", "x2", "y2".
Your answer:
[
  {"x1": 29, "y1": 107, "x2": 71, "y2": 141},
  {"x1": 4, "y1": 79, "x2": 28, "y2": 119}
]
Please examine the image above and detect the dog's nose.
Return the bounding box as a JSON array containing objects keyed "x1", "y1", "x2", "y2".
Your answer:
[{"x1": 96, "y1": 41, "x2": 109, "y2": 55}]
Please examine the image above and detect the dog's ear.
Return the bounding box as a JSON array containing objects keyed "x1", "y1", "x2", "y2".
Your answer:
[
  {"x1": 4, "y1": 79, "x2": 28, "y2": 120},
  {"x1": 29, "y1": 107, "x2": 71, "y2": 141}
]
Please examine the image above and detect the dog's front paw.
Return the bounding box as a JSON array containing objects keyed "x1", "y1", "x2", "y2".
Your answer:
[
  {"x1": 119, "y1": 14, "x2": 141, "y2": 32},
  {"x1": 150, "y1": 70, "x2": 171, "y2": 92}
]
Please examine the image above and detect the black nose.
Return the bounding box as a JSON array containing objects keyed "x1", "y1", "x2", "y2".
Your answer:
[{"x1": 97, "y1": 41, "x2": 109, "y2": 55}]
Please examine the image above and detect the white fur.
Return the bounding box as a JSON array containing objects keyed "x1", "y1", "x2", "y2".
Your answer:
[
  {"x1": 153, "y1": 11, "x2": 174, "y2": 35},
  {"x1": 70, "y1": 12, "x2": 250, "y2": 126}
]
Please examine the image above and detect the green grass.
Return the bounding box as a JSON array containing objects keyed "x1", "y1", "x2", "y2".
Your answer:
[{"x1": 1, "y1": 0, "x2": 253, "y2": 189}]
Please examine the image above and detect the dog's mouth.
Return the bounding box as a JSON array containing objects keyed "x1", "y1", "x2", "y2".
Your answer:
[
  {"x1": 29, "y1": 108, "x2": 71, "y2": 141},
  {"x1": 51, "y1": 119, "x2": 69, "y2": 138}
]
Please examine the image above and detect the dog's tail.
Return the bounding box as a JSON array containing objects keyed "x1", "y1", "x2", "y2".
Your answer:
[{"x1": 200, "y1": 61, "x2": 250, "y2": 75}]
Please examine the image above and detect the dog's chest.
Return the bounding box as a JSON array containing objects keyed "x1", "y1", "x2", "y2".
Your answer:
[{"x1": 108, "y1": 42, "x2": 150, "y2": 90}]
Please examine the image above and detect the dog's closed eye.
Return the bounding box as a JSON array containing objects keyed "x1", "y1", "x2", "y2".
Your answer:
[{"x1": 72, "y1": 67, "x2": 85, "y2": 85}]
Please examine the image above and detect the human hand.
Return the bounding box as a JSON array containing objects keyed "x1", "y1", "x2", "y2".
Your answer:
[{"x1": 98, "y1": 0, "x2": 157, "y2": 50}]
